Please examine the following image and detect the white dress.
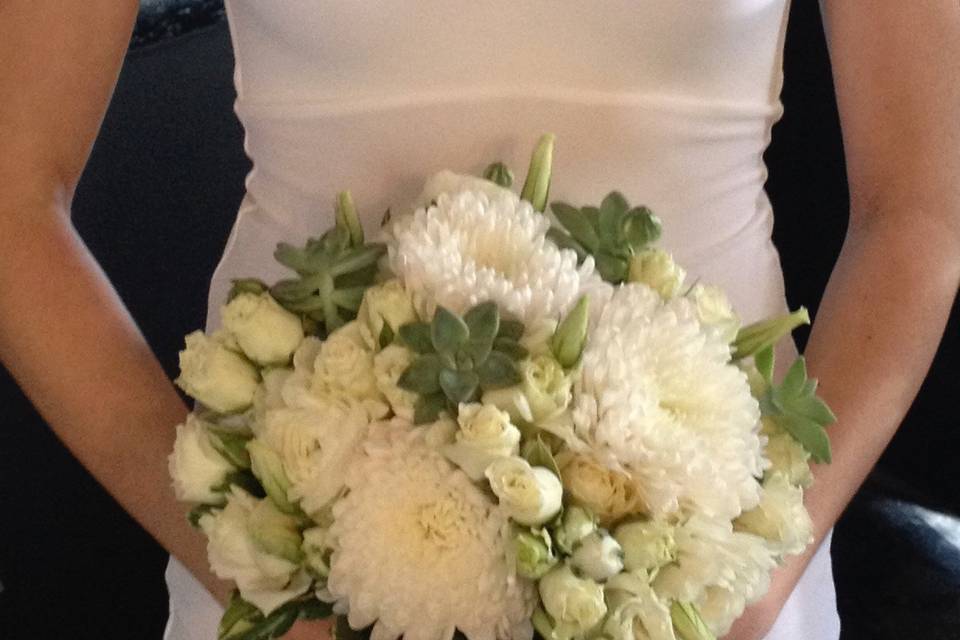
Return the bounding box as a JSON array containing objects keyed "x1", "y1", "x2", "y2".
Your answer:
[{"x1": 164, "y1": 1, "x2": 841, "y2": 638}]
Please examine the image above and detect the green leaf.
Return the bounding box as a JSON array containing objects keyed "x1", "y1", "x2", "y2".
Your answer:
[
  {"x1": 330, "y1": 286, "x2": 368, "y2": 312},
  {"x1": 274, "y1": 243, "x2": 313, "y2": 273},
  {"x1": 440, "y1": 369, "x2": 480, "y2": 404},
  {"x1": 219, "y1": 592, "x2": 261, "y2": 640},
  {"x1": 233, "y1": 604, "x2": 299, "y2": 640},
  {"x1": 399, "y1": 322, "x2": 434, "y2": 353},
  {"x1": 464, "y1": 301, "x2": 500, "y2": 345},
  {"x1": 523, "y1": 437, "x2": 562, "y2": 480},
  {"x1": 216, "y1": 470, "x2": 266, "y2": 499},
  {"x1": 397, "y1": 354, "x2": 444, "y2": 395},
  {"x1": 329, "y1": 244, "x2": 386, "y2": 278},
  {"x1": 598, "y1": 192, "x2": 629, "y2": 246},
  {"x1": 520, "y1": 134, "x2": 555, "y2": 212},
  {"x1": 754, "y1": 346, "x2": 775, "y2": 384},
  {"x1": 378, "y1": 324, "x2": 395, "y2": 349},
  {"x1": 778, "y1": 414, "x2": 832, "y2": 464},
  {"x1": 762, "y1": 355, "x2": 836, "y2": 464},
  {"x1": 210, "y1": 428, "x2": 252, "y2": 469},
  {"x1": 270, "y1": 277, "x2": 321, "y2": 303},
  {"x1": 670, "y1": 601, "x2": 716, "y2": 640},
  {"x1": 493, "y1": 338, "x2": 529, "y2": 361},
  {"x1": 477, "y1": 351, "x2": 522, "y2": 390},
  {"x1": 335, "y1": 190, "x2": 364, "y2": 247},
  {"x1": 551, "y1": 202, "x2": 600, "y2": 253},
  {"x1": 621, "y1": 206, "x2": 662, "y2": 250},
  {"x1": 594, "y1": 251, "x2": 629, "y2": 283},
  {"x1": 546, "y1": 228, "x2": 588, "y2": 261},
  {"x1": 414, "y1": 393, "x2": 448, "y2": 424},
  {"x1": 298, "y1": 598, "x2": 335, "y2": 620},
  {"x1": 333, "y1": 617, "x2": 372, "y2": 640},
  {"x1": 483, "y1": 161, "x2": 514, "y2": 188},
  {"x1": 228, "y1": 278, "x2": 268, "y2": 303},
  {"x1": 497, "y1": 319, "x2": 525, "y2": 341},
  {"x1": 431, "y1": 307, "x2": 470, "y2": 355}
]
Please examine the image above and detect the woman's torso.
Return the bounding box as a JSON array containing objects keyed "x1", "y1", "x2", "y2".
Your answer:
[{"x1": 164, "y1": 2, "x2": 839, "y2": 638}]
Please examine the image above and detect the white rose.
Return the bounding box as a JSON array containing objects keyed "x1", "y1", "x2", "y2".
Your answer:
[
  {"x1": 251, "y1": 368, "x2": 293, "y2": 436},
  {"x1": 168, "y1": 414, "x2": 236, "y2": 504},
  {"x1": 627, "y1": 249, "x2": 686, "y2": 299},
  {"x1": 520, "y1": 355, "x2": 573, "y2": 423},
  {"x1": 260, "y1": 400, "x2": 372, "y2": 518},
  {"x1": 222, "y1": 292, "x2": 304, "y2": 365},
  {"x1": 311, "y1": 322, "x2": 388, "y2": 418},
  {"x1": 373, "y1": 344, "x2": 419, "y2": 421},
  {"x1": 735, "y1": 474, "x2": 813, "y2": 556},
  {"x1": 570, "y1": 532, "x2": 624, "y2": 581},
  {"x1": 614, "y1": 520, "x2": 678, "y2": 573},
  {"x1": 690, "y1": 283, "x2": 741, "y2": 344},
  {"x1": 357, "y1": 280, "x2": 418, "y2": 350},
  {"x1": 443, "y1": 403, "x2": 521, "y2": 480},
  {"x1": 554, "y1": 506, "x2": 598, "y2": 554},
  {"x1": 176, "y1": 331, "x2": 260, "y2": 413},
  {"x1": 417, "y1": 169, "x2": 517, "y2": 207},
  {"x1": 538, "y1": 564, "x2": 607, "y2": 638},
  {"x1": 558, "y1": 453, "x2": 644, "y2": 526},
  {"x1": 485, "y1": 456, "x2": 562, "y2": 526},
  {"x1": 199, "y1": 488, "x2": 311, "y2": 615}
]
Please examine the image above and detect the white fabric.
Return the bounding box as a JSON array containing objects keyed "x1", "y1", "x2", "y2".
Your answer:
[{"x1": 164, "y1": 1, "x2": 840, "y2": 638}]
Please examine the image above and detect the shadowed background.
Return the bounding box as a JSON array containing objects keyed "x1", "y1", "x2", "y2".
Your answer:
[{"x1": 0, "y1": 2, "x2": 957, "y2": 638}]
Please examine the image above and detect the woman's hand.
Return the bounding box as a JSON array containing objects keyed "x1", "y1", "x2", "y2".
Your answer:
[{"x1": 287, "y1": 618, "x2": 335, "y2": 640}]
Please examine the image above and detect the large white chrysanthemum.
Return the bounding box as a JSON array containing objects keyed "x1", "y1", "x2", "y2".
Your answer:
[
  {"x1": 388, "y1": 187, "x2": 611, "y2": 325},
  {"x1": 571, "y1": 284, "x2": 765, "y2": 521},
  {"x1": 326, "y1": 423, "x2": 535, "y2": 640},
  {"x1": 653, "y1": 514, "x2": 776, "y2": 631}
]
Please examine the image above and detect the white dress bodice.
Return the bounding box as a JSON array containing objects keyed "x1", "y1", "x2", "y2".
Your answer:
[{"x1": 163, "y1": 2, "x2": 840, "y2": 638}]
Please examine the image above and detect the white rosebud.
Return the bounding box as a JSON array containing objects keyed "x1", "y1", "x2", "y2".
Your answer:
[
  {"x1": 200, "y1": 488, "x2": 311, "y2": 615},
  {"x1": 302, "y1": 527, "x2": 333, "y2": 579},
  {"x1": 762, "y1": 419, "x2": 813, "y2": 488},
  {"x1": 443, "y1": 403, "x2": 522, "y2": 480},
  {"x1": 168, "y1": 414, "x2": 236, "y2": 504},
  {"x1": 554, "y1": 506, "x2": 598, "y2": 554},
  {"x1": 176, "y1": 331, "x2": 260, "y2": 413},
  {"x1": 627, "y1": 249, "x2": 686, "y2": 299},
  {"x1": 417, "y1": 169, "x2": 517, "y2": 208},
  {"x1": 690, "y1": 283, "x2": 741, "y2": 344},
  {"x1": 514, "y1": 529, "x2": 558, "y2": 580},
  {"x1": 538, "y1": 564, "x2": 607, "y2": 638},
  {"x1": 520, "y1": 355, "x2": 573, "y2": 423},
  {"x1": 247, "y1": 440, "x2": 295, "y2": 514},
  {"x1": 571, "y1": 532, "x2": 624, "y2": 581},
  {"x1": 312, "y1": 322, "x2": 388, "y2": 418},
  {"x1": 222, "y1": 292, "x2": 304, "y2": 365},
  {"x1": 357, "y1": 279, "x2": 418, "y2": 351},
  {"x1": 735, "y1": 473, "x2": 813, "y2": 556},
  {"x1": 558, "y1": 453, "x2": 644, "y2": 526},
  {"x1": 614, "y1": 520, "x2": 678, "y2": 573},
  {"x1": 485, "y1": 457, "x2": 562, "y2": 526},
  {"x1": 373, "y1": 344, "x2": 419, "y2": 421},
  {"x1": 247, "y1": 497, "x2": 305, "y2": 564}
]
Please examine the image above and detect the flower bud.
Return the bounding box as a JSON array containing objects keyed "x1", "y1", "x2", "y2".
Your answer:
[
  {"x1": 357, "y1": 280, "x2": 418, "y2": 351},
  {"x1": 169, "y1": 413, "x2": 236, "y2": 504},
  {"x1": 486, "y1": 457, "x2": 562, "y2": 526},
  {"x1": 247, "y1": 440, "x2": 296, "y2": 515},
  {"x1": 627, "y1": 249, "x2": 686, "y2": 299},
  {"x1": 614, "y1": 520, "x2": 678, "y2": 573},
  {"x1": 554, "y1": 506, "x2": 598, "y2": 554},
  {"x1": 514, "y1": 529, "x2": 558, "y2": 579},
  {"x1": 483, "y1": 162, "x2": 515, "y2": 188},
  {"x1": 538, "y1": 564, "x2": 607, "y2": 638},
  {"x1": 670, "y1": 601, "x2": 715, "y2": 640},
  {"x1": 732, "y1": 307, "x2": 810, "y2": 360},
  {"x1": 551, "y1": 297, "x2": 589, "y2": 368},
  {"x1": 570, "y1": 532, "x2": 624, "y2": 581},
  {"x1": 222, "y1": 293, "x2": 304, "y2": 365},
  {"x1": 176, "y1": 331, "x2": 260, "y2": 413},
  {"x1": 690, "y1": 284, "x2": 740, "y2": 345},
  {"x1": 444, "y1": 403, "x2": 521, "y2": 480}
]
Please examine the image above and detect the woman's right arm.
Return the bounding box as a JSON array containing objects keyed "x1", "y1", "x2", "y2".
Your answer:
[{"x1": 0, "y1": 0, "x2": 231, "y2": 605}]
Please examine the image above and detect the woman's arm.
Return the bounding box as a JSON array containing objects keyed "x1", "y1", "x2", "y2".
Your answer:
[
  {"x1": 731, "y1": 2, "x2": 960, "y2": 637},
  {"x1": 0, "y1": 0, "x2": 230, "y2": 605}
]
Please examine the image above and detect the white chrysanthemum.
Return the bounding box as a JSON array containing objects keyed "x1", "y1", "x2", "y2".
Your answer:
[
  {"x1": 653, "y1": 514, "x2": 776, "y2": 613},
  {"x1": 326, "y1": 423, "x2": 535, "y2": 640},
  {"x1": 388, "y1": 188, "x2": 611, "y2": 325},
  {"x1": 571, "y1": 284, "x2": 765, "y2": 521}
]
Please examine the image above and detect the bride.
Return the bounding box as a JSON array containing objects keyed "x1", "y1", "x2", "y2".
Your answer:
[{"x1": 2, "y1": 2, "x2": 958, "y2": 639}]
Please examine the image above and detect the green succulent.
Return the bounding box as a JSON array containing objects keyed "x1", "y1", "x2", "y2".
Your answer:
[
  {"x1": 548, "y1": 191, "x2": 662, "y2": 284},
  {"x1": 483, "y1": 161, "x2": 514, "y2": 188},
  {"x1": 266, "y1": 191, "x2": 386, "y2": 336},
  {"x1": 397, "y1": 302, "x2": 528, "y2": 423}
]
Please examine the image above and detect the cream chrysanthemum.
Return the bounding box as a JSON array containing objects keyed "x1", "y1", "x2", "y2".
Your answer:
[
  {"x1": 326, "y1": 423, "x2": 535, "y2": 640},
  {"x1": 388, "y1": 188, "x2": 610, "y2": 325},
  {"x1": 571, "y1": 284, "x2": 765, "y2": 521}
]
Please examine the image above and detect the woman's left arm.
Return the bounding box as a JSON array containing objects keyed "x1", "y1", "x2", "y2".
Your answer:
[{"x1": 730, "y1": 2, "x2": 960, "y2": 637}]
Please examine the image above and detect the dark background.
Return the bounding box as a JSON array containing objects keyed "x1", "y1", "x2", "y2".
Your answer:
[{"x1": 1, "y1": 2, "x2": 957, "y2": 638}]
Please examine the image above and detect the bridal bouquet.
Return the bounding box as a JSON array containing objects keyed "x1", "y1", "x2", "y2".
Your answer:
[{"x1": 169, "y1": 136, "x2": 834, "y2": 640}]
